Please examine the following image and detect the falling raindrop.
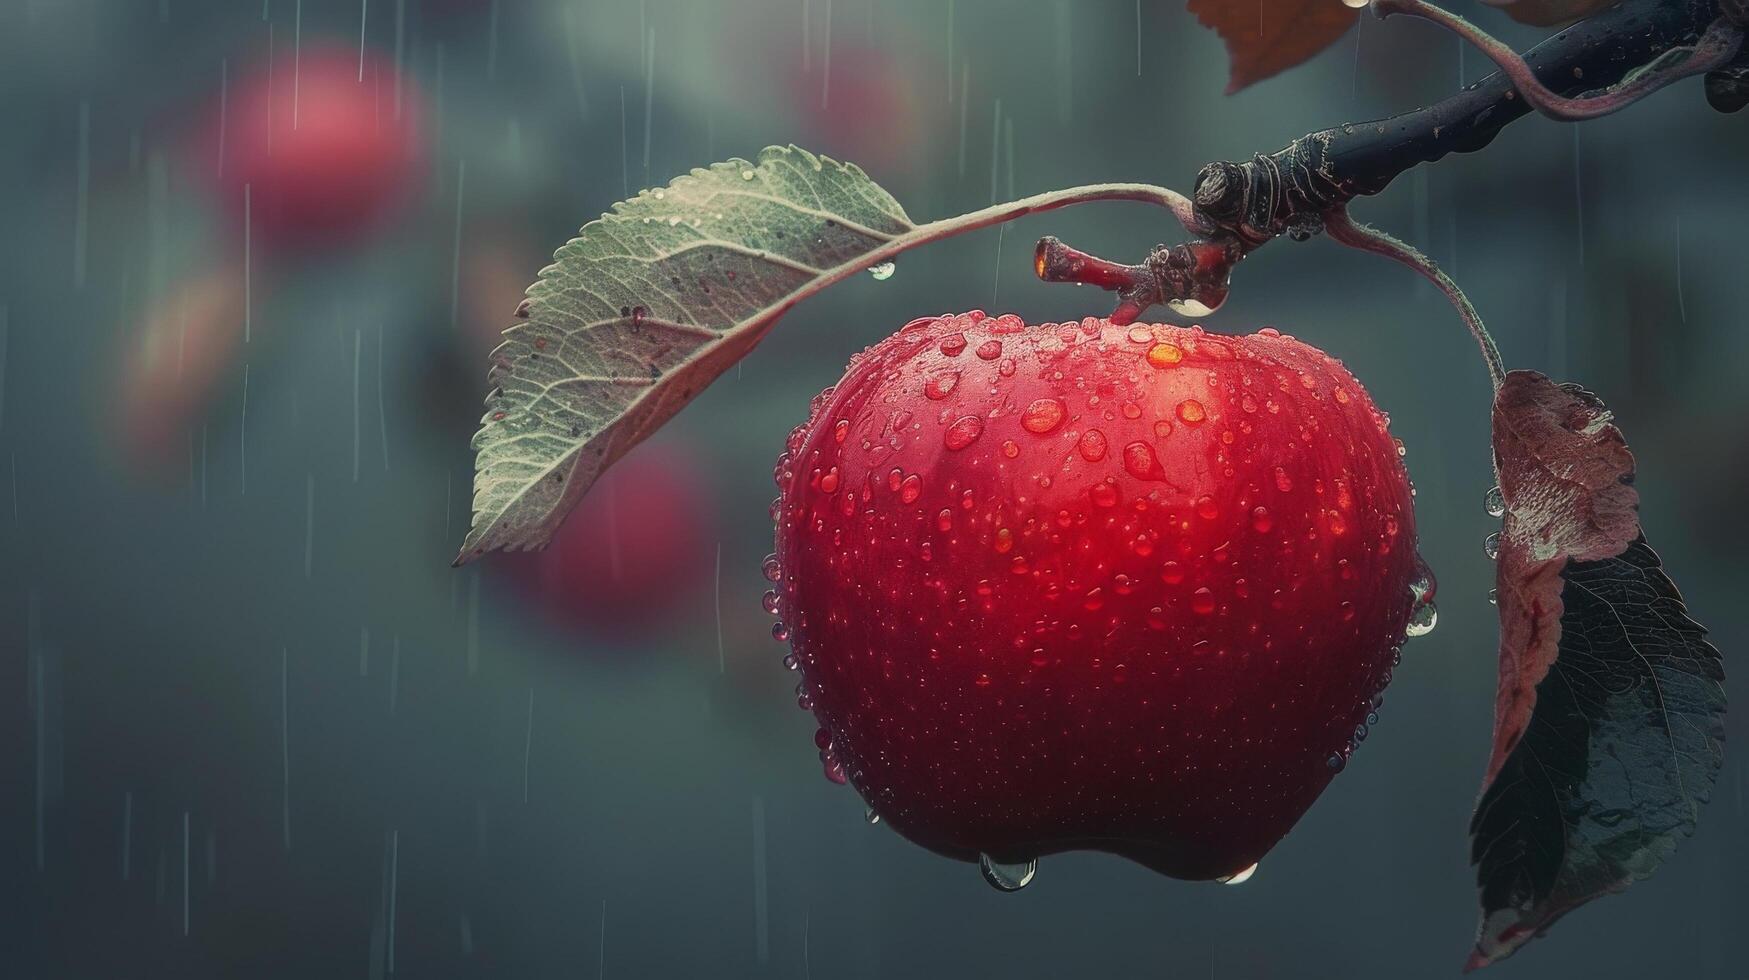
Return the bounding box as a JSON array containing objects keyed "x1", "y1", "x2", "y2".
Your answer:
[
  {"x1": 979, "y1": 853, "x2": 1037, "y2": 891},
  {"x1": 450, "y1": 160, "x2": 467, "y2": 327},
  {"x1": 280, "y1": 645, "x2": 290, "y2": 850},
  {"x1": 1406, "y1": 601, "x2": 1438, "y2": 638},
  {"x1": 73, "y1": 101, "x2": 89, "y2": 288},
  {"x1": 1484, "y1": 485, "x2": 1505, "y2": 518},
  {"x1": 0, "y1": 304, "x2": 8, "y2": 433},
  {"x1": 1219, "y1": 862, "x2": 1259, "y2": 885},
  {"x1": 351, "y1": 331, "x2": 362, "y2": 481},
  {"x1": 956, "y1": 62, "x2": 969, "y2": 177},
  {"x1": 716, "y1": 543, "x2": 725, "y2": 674},
  {"x1": 867, "y1": 260, "x2": 896, "y2": 280},
  {"x1": 121, "y1": 791, "x2": 133, "y2": 881},
  {"x1": 752, "y1": 796, "x2": 770, "y2": 965}
]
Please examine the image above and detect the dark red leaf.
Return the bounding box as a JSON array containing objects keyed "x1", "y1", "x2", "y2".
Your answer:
[
  {"x1": 1481, "y1": 0, "x2": 1619, "y2": 28},
  {"x1": 1471, "y1": 371, "x2": 1725, "y2": 970},
  {"x1": 1185, "y1": 0, "x2": 1360, "y2": 93}
]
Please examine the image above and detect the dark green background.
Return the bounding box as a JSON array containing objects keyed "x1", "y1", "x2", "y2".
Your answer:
[{"x1": 1, "y1": 1, "x2": 1742, "y2": 977}]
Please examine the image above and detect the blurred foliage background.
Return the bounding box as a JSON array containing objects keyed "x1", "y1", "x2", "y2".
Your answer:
[{"x1": 0, "y1": 1, "x2": 1743, "y2": 977}]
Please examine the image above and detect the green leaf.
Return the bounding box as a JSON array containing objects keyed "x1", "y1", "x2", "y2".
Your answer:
[
  {"x1": 458, "y1": 146, "x2": 915, "y2": 562},
  {"x1": 457, "y1": 145, "x2": 1194, "y2": 564}
]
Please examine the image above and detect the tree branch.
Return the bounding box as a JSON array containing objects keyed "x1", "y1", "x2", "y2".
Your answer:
[
  {"x1": 1191, "y1": 0, "x2": 1729, "y2": 245},
  {"x1": 1037, "y1": 0, "x2": 1733, "y2": 369}
]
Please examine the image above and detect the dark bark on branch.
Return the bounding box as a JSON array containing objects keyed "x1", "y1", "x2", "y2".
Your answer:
[{"x1": 1192, "y1": 0, "x2": 1726, "y2": 246}]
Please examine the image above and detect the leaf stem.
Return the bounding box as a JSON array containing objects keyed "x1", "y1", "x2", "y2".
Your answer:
[
  {"x1": 1322, "y1": 207, "x2": 1503, "y2": 392},
  {"x1": 906, "y1": 182, "x2": 1205, "y2": 248}
]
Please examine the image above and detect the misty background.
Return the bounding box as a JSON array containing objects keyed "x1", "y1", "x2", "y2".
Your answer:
[{"x1": 1, "y1": 1, "x2": 1744, "y2": 977}]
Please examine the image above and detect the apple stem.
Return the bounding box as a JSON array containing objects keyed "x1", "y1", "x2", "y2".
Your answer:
[
  {"x1": 1371, "y1": 0, "x2": 1744, "y2": 122},
  {"x1": 1034, "y1": 236, "x2": 1242, "y2": 327},
  {"x1": 1322, "y1": 208, "x2": 1504, "y2": 392}
]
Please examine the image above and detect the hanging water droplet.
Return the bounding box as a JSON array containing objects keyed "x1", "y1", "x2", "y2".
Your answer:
[
  {"x1": 867, "y1": 260, "x2": 896, "y2": 281},
  {"x1": 1327, "y1": 752, "x2": 1347, "y2": 771},
  {"x1": 1408, "y1": 556, "x2": 1436, "y2": 604},
  {"x1": 864, "y1": 807, "x2": 880, "y2": 825},
  {"x1": 1166, "y1": 297, "x2": 1216, "y2": 318},
  {"x1": 1405, "y1": 601, "x2": 1438, "y2": 638},
  {"x1": 1483, "y1": 531, "x2": 1501, "y2": 561},
  {"x1": 1219, "y1": 862, "x2": 1259, "y2": 885},
  {"x1": 1484, "y1": 485, "x2": 1505, "y2": 518},
  {"x1": 978, "y1": 854, "x2": 1037, "y2": 892},
  {"x1": 1487, "y1": 588, "x2": 1498, "y2": 606}
]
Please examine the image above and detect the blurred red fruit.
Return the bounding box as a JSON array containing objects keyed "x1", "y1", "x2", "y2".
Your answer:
[
  {"x1": 780, "y1": 39, "x2": 945, "y2": 177},
  {"x1": 201, "y1": 42, "x2": 425, "y2": 252},
  {"x1": 116, "y1": 260, "x2": 250, "y2": 471},
  {"x1": 506, "y1": 443, "x2": 718, "y2": 642},
  {"x1": 772, "y1": 312, "x2": 1423, "y2": 883}
]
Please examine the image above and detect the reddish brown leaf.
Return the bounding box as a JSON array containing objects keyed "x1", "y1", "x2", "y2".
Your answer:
[
  {"x1": 1481, "y1": 0, "x2": 1618, "y2": 28},
  {"x1": 1485, "y1": 372, "x2": 1639, "y2": 784},
  {"x1": 1471, "y1": 371, "x2": 1724, "y2": 969},
  {"x1": 1186, "y1": 0, "x2": 1360, "y2": 93}
]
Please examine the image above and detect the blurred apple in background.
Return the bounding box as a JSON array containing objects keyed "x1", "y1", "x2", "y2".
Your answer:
[
  {"x1": 499, "y1": 441, "x2": 720, "y2": 645},
  {"x1": 200, "y1": 42, "x2": 426, "y2": 253},
  {"x1": 115, "y1": 259, "x2": 249, "y2": 471},
  {"x1": 779, "y1": 37, "x2": 946, "y2": 179}
]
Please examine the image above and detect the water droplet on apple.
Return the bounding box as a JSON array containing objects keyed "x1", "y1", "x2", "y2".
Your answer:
[
  {"x1": 1484, "y1": 485, "x2": 1505, "y2": 518},
  {"x1": 1408, "y1": 556, "x2": 1436, "y2": 604},
  {"x1": 762, "y1": 554, "x2": 783, "y2": 582},
  {"x1": 943, "y1": 415, "x2": 985, "y2": 450},
  {"x1": 1405, "y1": 601, "x2": 1438, "y2": 637},
  {"x1": 772, "y1": 621, "x2": 790, "y2": 642},
  {"x1": 1021, "y1": 398, "x2": 1066, "y2": 434},
  {"x1": 1146, "y1": 342, "x2": 1183, "y2": 368},
  {"x1": 865, "y1": 807, "x2": 881, "y2": 825},
  {"x1": 1483, "y1": 531, "x2": 1501, "y2": 560},
  {"x1": 979, "y1": 854, "x2": 1037, "y2": 891},
  {"x1": 1078, "y1": 428, "x2": 1108, "y2": 462},
  {"x1": 1191, "y1": 587, "x2": 1217, "y2": 615},
  {"x1": 924, "y1": 370, "x2": 960, "y2": 400},
  {"x1": 867, "y1": 260, "x2": 896, "y2": 280}
]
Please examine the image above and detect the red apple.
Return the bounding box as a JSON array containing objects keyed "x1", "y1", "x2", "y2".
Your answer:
[
  {"x1": 507, "y1": 442, "x2": 717, "y2": 642},
  {"x1": 770, "y1": 312, "x2": 1422, "y2": 884},
  {"x1": 201, "y1": 42, "x2": 425, "y2": 252}
]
